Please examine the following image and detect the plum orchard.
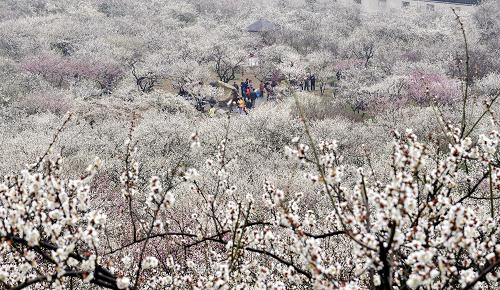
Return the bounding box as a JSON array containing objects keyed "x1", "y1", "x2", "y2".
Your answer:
[
  {"x1": 1, "y1": 0, "x2": 500, "y2": 289},
  {"x1": 0, "y1": 97, "x2": 499, "y2": 289}
]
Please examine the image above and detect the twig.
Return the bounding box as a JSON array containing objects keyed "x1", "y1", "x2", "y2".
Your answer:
[
  {"x1": 452, "y1": 8, "x2": 470, "y2": 138},
  {"x1": 30, "y1": 113, "x2": 73, "y2": 172},
  {"x1": 489, "y1": 164, "x2": 494, "y2": 218}
]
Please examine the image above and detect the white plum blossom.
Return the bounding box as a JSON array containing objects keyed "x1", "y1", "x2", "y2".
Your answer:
[{"x1": 116, "y1": 277, "x2": 131, "y2": 289}]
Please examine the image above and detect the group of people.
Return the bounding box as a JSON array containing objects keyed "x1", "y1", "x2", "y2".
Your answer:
[
  {"x1": 201, "y1": 73, "x2": 319, "y2": 117},
  {"x1": 299, "y1": 74, "x2": 316, "y2": 91},
  {"x1": 231, "y1": 79, "x2": 277, "y2": 114}
]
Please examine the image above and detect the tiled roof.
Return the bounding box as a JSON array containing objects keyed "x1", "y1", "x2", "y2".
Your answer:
[
  {"x1": 247, "y1": 20, "x2": 276, "y2": 32},
  {"x1": 428, "y1": 0, "x2": 479, "y2": 5}
]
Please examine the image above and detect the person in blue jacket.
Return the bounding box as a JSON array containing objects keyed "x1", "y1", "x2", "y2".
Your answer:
[
  {"x1": 241, "y1": 80, "x2": 247, "y2": 98},
  {"x1": 248, "y1": 89, "x2": 257, "y2": 109}
]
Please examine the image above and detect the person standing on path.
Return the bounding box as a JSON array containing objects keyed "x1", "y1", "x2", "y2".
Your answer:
[
  {"x1": 311, "y1": 74, "x2": 316, "y2": 91},
  {"x1": 259, "y1": 81, "x2": 265, "y2": 98},
  {"x1": 241, "y1": 80, "x2": 247, "y2": 98},
  {"x1": 250, "y1": 89, "x2": 257, "y2": 108}
]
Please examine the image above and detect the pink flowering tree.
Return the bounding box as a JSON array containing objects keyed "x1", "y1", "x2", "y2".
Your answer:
[
  {"x1": 20, "y1": 54, "x2": 124, "y2": 93},
  {"x1": 406, "y1": 71, "x2": 461, "y2": 105}
]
